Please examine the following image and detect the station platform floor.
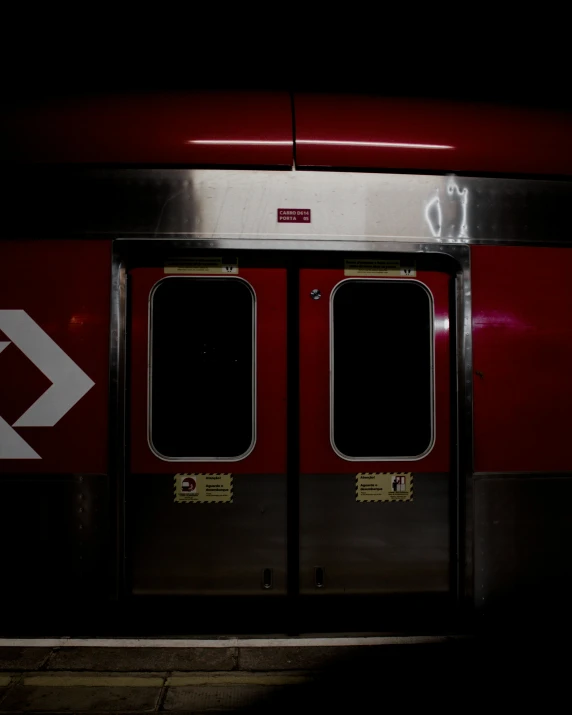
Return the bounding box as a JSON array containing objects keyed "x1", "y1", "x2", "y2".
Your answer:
[{"x1": 0, "y1": 633, "x2": 563, "y2": 712}]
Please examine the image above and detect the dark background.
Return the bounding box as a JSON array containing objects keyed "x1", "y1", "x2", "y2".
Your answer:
[{"x1": 1, "y1": 16, "x2": 568, "y2": 111}]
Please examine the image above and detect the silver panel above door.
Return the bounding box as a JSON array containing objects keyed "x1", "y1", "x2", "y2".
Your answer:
[{"x1": 8, "y1": 168, "x2": 572, "y2": 245}]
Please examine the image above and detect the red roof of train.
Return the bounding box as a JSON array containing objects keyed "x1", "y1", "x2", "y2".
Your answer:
[{"x1": 3, "y1": 91, "x2": 572, "y2": 175}]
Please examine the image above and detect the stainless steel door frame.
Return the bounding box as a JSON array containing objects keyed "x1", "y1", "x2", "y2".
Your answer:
[{"x1": 110, "y1": 240, "x2": 472, "y2": 613}]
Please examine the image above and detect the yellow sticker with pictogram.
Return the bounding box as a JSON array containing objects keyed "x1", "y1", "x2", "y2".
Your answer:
[
  {"x1": 344, "y1": 259, "x2": 416, "y2": 277},
  {"x1": 174, "y1": 474, "x2": 233, "y2": 503},
  {"x1": 164, "y1": 258, "x2": 239, "y2": 275},
  {"x1": 356, "y1": 472, "x2": 413, "y2": 502}
]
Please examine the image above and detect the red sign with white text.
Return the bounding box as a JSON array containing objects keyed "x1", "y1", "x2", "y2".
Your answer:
[{"x1": 277, "y1": 209, "x2": 311, "y2": 223}]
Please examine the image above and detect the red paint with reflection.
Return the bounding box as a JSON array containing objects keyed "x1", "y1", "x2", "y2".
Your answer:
[
  {"x1": 0, "y1": 240, "x2": 110, "y2": 473},
  {"x1": 6, "y1": 91, "x2": 572, "y2": 175},
  {"x1": 472, "y1": 246, "x2": 572, "y2": 472},
  {"x1": 299, "y1": 269, "x2": 451, "y2": 474},
  {"x1": 130, "y1": 268, "x2": 287, "y2": 474},
  {"x1": 294, "y1": 94, "x2": 572, "y2": 175},
  {"x1": 2, "y1": 92, "x2": 293, "y2": 166}
]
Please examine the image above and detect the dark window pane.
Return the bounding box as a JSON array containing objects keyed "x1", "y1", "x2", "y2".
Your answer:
[
  {"x1": 150, "y1": 278, "x2": 255, "y2": 459},
  {"x1": 332, "y1": 280, "x2": 433, "y2": 459}
]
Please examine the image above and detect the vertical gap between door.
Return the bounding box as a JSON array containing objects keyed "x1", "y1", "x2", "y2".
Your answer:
[{"x1": 286, "y1": 259, "x2": 301, "y2": 633}]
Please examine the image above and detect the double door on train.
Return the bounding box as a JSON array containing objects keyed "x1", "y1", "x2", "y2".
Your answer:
[{"x1": 125, "y1": 252, "x2": 456, "y2": 625}]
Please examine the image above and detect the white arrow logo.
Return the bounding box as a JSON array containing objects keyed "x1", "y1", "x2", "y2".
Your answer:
[{"x1": 0, "y1": 310, "x2": 95, "y2": 459}]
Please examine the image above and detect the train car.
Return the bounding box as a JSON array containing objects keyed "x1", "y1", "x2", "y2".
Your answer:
[{"x1": 1, "y1": 91, "x2": 572, "y2": 635}]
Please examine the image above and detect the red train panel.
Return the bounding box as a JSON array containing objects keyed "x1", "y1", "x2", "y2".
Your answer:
[
  {"x1": 472, "y1": 245, "x2": 572, "y2": 472},
  {"x1": 130, "y1": 268, "x2": 287, "y2": 474},
  {"x1": 2, "y1": 92, "x2": 293, "y2": 166},
  {"x1": 299, "y1": 269, "x2": 451, "y2": 474},
  {"x1": 295, "y1": 94, "x2": 572, "y2": 175},
  {"x1": 0, "y1": 241, "x2": 111, "y2": 473},
  {"x1": 6, "y1": 91, "x2": 572, "y2": 175}
]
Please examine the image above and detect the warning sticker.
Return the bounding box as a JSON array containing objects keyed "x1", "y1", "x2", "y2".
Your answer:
[
  {"x1": 356, "y1": 472, "x2": 413, "y2": 502},
  {"x1": 164, "y1": 258, "x2": 239, "y2": 275},
  {"x1": 174, "y1": 473, "x2": 233, "y2": 503},
  {"x1": 344, "y1": 259, "x2": 416, "y2": 277}
]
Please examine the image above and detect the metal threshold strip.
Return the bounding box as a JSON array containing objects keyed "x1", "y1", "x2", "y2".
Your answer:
[{"x1": 0, "y1": 635, "x2": 464, "y2": 648}]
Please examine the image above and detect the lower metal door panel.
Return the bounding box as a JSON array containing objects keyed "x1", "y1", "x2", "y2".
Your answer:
[
  {"x1": 300, "y1": 473, "x2": 451, "y2": 595},
  {"x1": 0, "y1": 474, "x2": 110, "y2": 601},
  {"x1": 474, "y1": 474, "x2": 572, "y2": 619},
  {"x1": 128, "y1": 474, "x2": 287, "y2": 595}
]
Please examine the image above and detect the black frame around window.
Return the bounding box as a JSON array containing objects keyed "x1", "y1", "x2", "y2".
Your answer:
[
  {"x1": 330, "y1": 279, "x2": 434, "y2": 460},
  {"x1": 149, "y1": 277, "x2": 256, "y2": 461}
]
